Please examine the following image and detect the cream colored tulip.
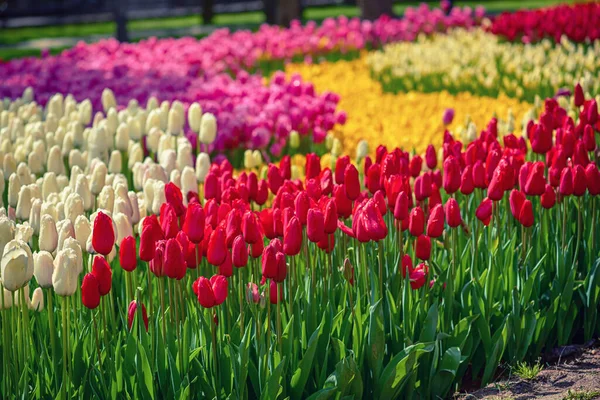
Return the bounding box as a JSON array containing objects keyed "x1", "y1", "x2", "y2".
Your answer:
[
  {"x1": 34, "y1": 251, "x2": 54, "y2": 288},
  {"x1": 39, "y1": 214, "x2": 58, "y2": 253},
  {"x1": 30, "y1": 287, "x2": 44, "y2": 311},
  {"x1": 52, "y1": 247, "x2": 78, "y2": 296},
  {"x1": 188, "y1": 102, "x2": 202, "y2": 133},
  {"x1": 1, "y1": 239, "x2": 34, "y2": 292},
  {"x1": 199, "y1": 113, "x2": 217, "y2": 144},
  {"x1": 196, "y1": 152, "x2": 210, "y2": 183}
]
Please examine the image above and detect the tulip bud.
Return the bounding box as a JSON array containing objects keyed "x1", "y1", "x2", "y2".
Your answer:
[
  {"x1": 415, "y1": 235, "x2": 431, "y2": 260},
  {"x1": 29, "y1": 199, "x2": 42, "y2": 234},
  {"x1": 307, "y1": 209, "x2": 325, "y2": 243},
  {"x1": 128, "y1": 300, "x2": 149, "y2": 331},
  {"x1": 81, "y1": 273, "x2": 101, "y2": 309},
  {"x1": 199, "y1": 113, "x2": 217, "y2": 144},
  {"x1": 356, "y1": 140, "x2": 369, "y2": 162},
  {"x1": 29, "y1": 287, "x2": 44, "y2": 311},
  {"x1": 33, "y1": 251, "x2": 54, "y2": 288},
  {"x1": 8, "y1": 174, "x2": 21, "y2": 208},
  {"x1": 39, "y1": 214, "x2": 58, "y2": 253},
  {"x1": 47, "y1": 146, "x2": 64, "y2": 175},
  {"x1": 246, "y1": 282, "x2": 260, "y2": 304},
  {"x1": 92, "y1": 211, "x2": 115, "y2": 256},
  {"x1": 289, "y1": 130, "x2": 300, "y2": 149},
  {"x1": 475, "y1": 197, "x2": 493, "y2": 225},
  {"x1": 444, "y1": 198, "x2": 462, "y2": 228},
  {"x1": 15, "y1": 185, "x2": 32, "y2": 221},
  {"x1": 91, "y1": 255, "x2": 112, "y2": 296},
  {"x1": 193, "y1": 275, "x2": 228, "y2": 308},
  {"x1": 101, "y1": 88, "x2": 116, "y2": 113},
  {"x1": 188, "y1": 103, "x2": 202, "y2": 133},
  {"x1": 519, "y1": 199, "x2": 534, "y2": 227},
  {"x1": 1, "y1": 239, "x2": 34, "y2": 291},
  {"x1": 207, "y1": 227, "x2": 227, "y2": 266},
  {"x1": 196, "y1": 153, "x2": 211, "y2": 183},
  {"x1": 408, "y1": 207, "x2": 424, "y2": 237},
  {"x1": 344, "y1": 164, "x2": 360, "y2": 201}
]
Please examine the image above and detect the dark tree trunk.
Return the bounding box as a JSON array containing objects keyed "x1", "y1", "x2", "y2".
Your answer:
[
  {"x1": 276, "y1": 0, "x2": 300, "y2": 27},
  {"x1": 202, "y1": 0, "x2": 214, "y2": 24},
  {"x1": 264, "y1": 0, "x2": 277, "y2": 25},
  {"x1": 114, "y1": 0, "x2": 128, "y2": 42},
  {"x1": 357, "y1": 0, "x2": 393, "y2": 20}
]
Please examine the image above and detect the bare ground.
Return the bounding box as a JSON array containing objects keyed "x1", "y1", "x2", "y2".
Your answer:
[{"x1": 456, "y1": 341, "x2": 600, "y2": 400}]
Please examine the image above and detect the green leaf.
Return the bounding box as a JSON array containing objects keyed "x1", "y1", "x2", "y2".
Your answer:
[
  {"x1": 430, "y1": 347, "x2": 461, "y2": 399},
  {"x1": 419, "y1": 303, "x2": 439, "y2": 343},
  {"x1": 291, "y1": 312, "x2": 328, "y2": 400},
  {"x1": 367, "y1": 300, "x2": 385, "y2": 382},
  {"x1": 260, "y1": 357, "x2": 286, "y2": 400},
  {"x1": 136, "y1": 340, "x2": 155, "y2": 400},
  {"x1": 376, "y1": 343, "x2": 434, "y2": 400},
  {"x1": 481, "y1": 320, "x2": 510, "y2": 385},
  {"x1": 71, "y1": 333, "x2": 86, "y2": 388}
]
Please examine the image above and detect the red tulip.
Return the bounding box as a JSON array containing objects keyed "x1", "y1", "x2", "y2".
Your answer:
[
  {"x1": 127, "y1": 300, "x2": 149, "y2": 331},
  {"x1": 305, "y1": 153, "x2": 321, "y2": 180},
  {"x1": 367, "y1": 164, "x2": 381, "y2": 194},
  {"x1": 92, "y1": 211, "x2": 115, "y2": 256},
  {"x1": 246, "y1": 283, "x2": 260, "y2": 304},
  {"x1": 416, "y1": 235, "x2": 431, "y2": 260},
  {"x1": 81, "y1": 273, "x2": 101, "y2": 309},
  {"x1": 307, "y1": 209, "x2": 325, "y2": 243},
  {"x1": 574, "y1": 83, "x2": 585, "y2": 107},
  {"x1": 207, "y1": 227, "x2": 227, "y2": 266},
  {"x1": 255, "y1": 180, "x2": 269, "y2": 206},
  {"x1": 317, "y1": 234, "x2": 335, "y2": 253},
  {"x1": 119, "y1": 236, "x2": 137, "y2": 272},
  {"x1": 283, "y1": 216, "x2": 302, "y2": 256},
  {"x1": 472, "y1": 160, "x2": 486, "y2": 189},
  {"x1": 509, "y1": 189, "x2": 526, "y2": 220},
  {"x1": 186, "y1": 242, "x2": 199, "y2": 269},
  {"x1": 460, "y1": 165, "x2": 474, "y2": 195},
  {"x1": 445, "y1": 198, "x2": 462, "y2": 228},
  {"x1": 443, "y1": 156, "x2": 461, "y2": 194},
  {"x1": 559, "y1": 168, "x2": 574, "y2": 196},
  {"x1": 335, "y1": 156, "x2": 350, "y2": 184},
  {"x1": 572, "y1": 165, "x2": 587, "y2": 196},
  {"x1": 193, "y1": 275, "x2": 229, "y2": 309},
  {"x1": 294, "y1": 191, "x2": 310, "y2": 225},
  {"x1": 524, "y1": 162, "x2": 546, "y2": 196},
  {"x1": 519, "y1": 199, "x2": 534, "y2": 227},
  {"x1": 588, "y1": 100, "x2": 598, "y2": 125},
  {"x1": 267, "y1": 164, "x2": 283, "y2": 195},
  {"x1": 409, "y1": 155, "x2": 422, "y2": 178},
  {"x1": 139, "y1": 215, "x2": 162, "y2": 262},
  {"x1": 333, "y1": 185, "x2": 353, "y2": 219},
  {"x1": 164, "y1": 182, "x2": 185, "y2": 217},
  {"x1": 280, "y1": 155, "x2": 291, "y2": 180},
  {"x1": 344, "y1": 164, "x2": 360, "y2": 201},
  {"x1": 232, "y1": 235, "x2": 248, "y2": 267},
  {"x1": 425, "y1": 145, "x2": 437, "y2": 169},
  {"x1": 306, "y1": 178, "x2": 322, "y2": 201},
  {"x1": 410, "y1": 264, "x2": 428, "y2": 290},
  {"x1": 583, "y1": 124, "x2": 596, "y2": 152},
  {"x1": 393, "y1": 191, "x2": 409, "y2": 221},
  {"x1": 160, "y1": 203, "x2": 179, "y2": 239},
  {"x1": 150, "y1": 240, "x2": 165, "y2": 277},
  {"x1": 585, "y1": 164, "x2": 600, "y2": 195},
  {"x1": 475, "y1": 197, "x2": 493, "y2": 225},
  {"x1": 269, "y1": 279, "x2": 283, "y2": 304},
  {"x1": 414, "y1": 174, "x2": 431, "y2": 201},
  {"x1": 541, "y1": 184, "x2": 556, "y2": 209},
  {"x1": 91, "y1": 255, "x2": 112, "y2": 296},
  {"x1": 241, "y1": 211, "x2": 261, "y2": 244},
  {"x1": 323, "y1": 199, "x2": 338, "y2": 234},
  {"x1": 183, "y1": 202, "x2": 205, "y2": 244},
  {"x1": 426, "y1": 204, "x2": 444, "y2": 238},
  {"x1": 408, "y1": 207, "x2": 425, "y2": 237},
  {"x1": 250, "y1": 238, "x2": 264, "y2": 259},
  {"x1": 362, "y1": 199, "x2": 388, "y2": 241},
  {"x1": 204, "y1": 172, "x2": 220, "y2": 202},
  {"x1": 320, "y1": 168, "x2": 334, "y2": 196},
  {"x1": 218, "y1": 251, "x2": 233, "y2": 277},
  {"x1": 399, "y1": 254, "x2": 413, "y2": 278},
  {"x1": 261, "y1": 241, "x2": 279, "y2": 279},
  {"x1": 487, "y1": 168, "x2": 505, "y2": 201},
  {"x1": 164, "y1": 238, "x2": 186, "y2": 280}
]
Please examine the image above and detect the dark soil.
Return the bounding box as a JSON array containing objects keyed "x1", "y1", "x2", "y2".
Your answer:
[{"x1": 456, "y1": 341, "x2": 600, "y2": 400}]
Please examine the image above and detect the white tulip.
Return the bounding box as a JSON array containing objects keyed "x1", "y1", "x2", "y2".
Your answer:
[
  {"x1": 42, "y1": 172, "x2": 59, "y2": 200},
  {"x1": 29, "y1": 198, "x2": 42, "y2": 234},
  {"x1": 16, "y1": 185, "x2": 32, "y2": 221},
  {"x1": 1, "y1": 239, "x2": 33, "y2": 292},
  {"x1": 199, "y1": 113, "x2": 217, "y2": 144},
  {"x1": 98, "y1": 186, "x2": 115, "y2": 213},
  {"x1": 108, "y1": 150, "x2": 122, "y2": 174},
  {"x1": 101, "y1": 88, "x2": 117, "y2": 114},
  {"x1": 64, "y1": 193, "x2": 84, "y2": 223},
  {"x1": 29, "y1": 287, "x2": 44, "y2": 311},
  {"x1": 151, "y1": 181, "x2": 166, "y2": 215},
  {"x1": 170, "y1": 170, "x2": 181, "y2": 189},
  {"x1": 90, "y1": 162, "x2": 107, "y2": 195},
  {"x1": 115, "y1": 123, "x2": 129, "y2": 151},
  {"x1": 195, "y1": 152, "x2": 210, "y2": 183},
  {"x1": 0, "y1": 287, "x2": 13, "y2": 309},
  {"x1": 188, "y1": 102, "x2": 202, "y2": 133},
  {"x1": 167, "y1": 108, "x2": 183, "y2": 136},
  {"x1": 74, "y1": 215, "x2": 91, "y2": 250},
  {"x1": 15, "y1": 223, "x2": 33, "y2": 243},
  {"x1": 47, "y1": 145, "x2": 64, "y2": 175},
  {"x1": 34, "y1": 251, "x2": 54, "y2": 288},
  {"x1": 40, "y1": 201, "x2": 58, "y2": 221},
  {"x1": 181, "y1": 166, "x2": 198, "y2": 198},
  {"x1": 3, "y1": 153, "x2": 17, "y2": 178},
  {"x1": 62, "y1": 237, "x2": 83, "y2": 275},
  {"x1": 114, "y1": 213, "x2": 133, "y2": 245},
  {"x1": 8, "y1": 173, "x2": 21, "y2": 208},
  {"x1": 39, "y1": 214, "x2": 58, "y2": 253},
  {"x1": 52, "y1": 248, "x2": 78, "y2": 296},
  {"x1": 0, "y1": 216, "x2": 16, "y2": 260},
  {"x1": 56, "y1": 219, "x2": 75, "y2": 252}
]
